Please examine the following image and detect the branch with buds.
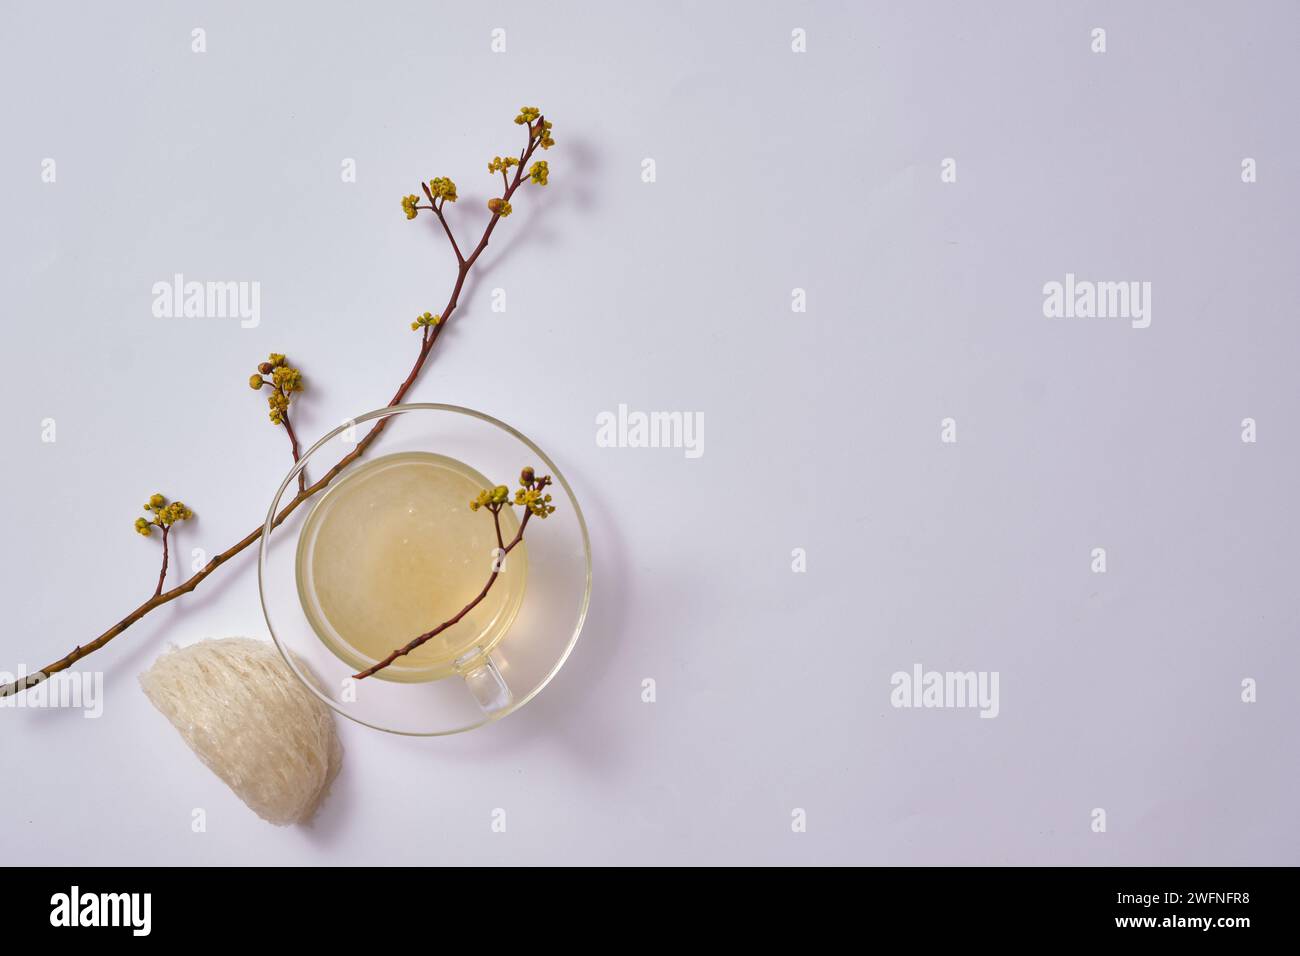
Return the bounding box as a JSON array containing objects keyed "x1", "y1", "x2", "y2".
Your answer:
[
  {"x1": 1, "y1": 106, "x2": 557, "y2": 701},
  {"x1": 249, "y1": 353, "x2": 307, "y2": 491},
  {"x1": 352, "y1": 467, "x2": 556, "y2": 680},
  {"x1": 134, "y1": 495, "x2": 195, "y2": 598}
]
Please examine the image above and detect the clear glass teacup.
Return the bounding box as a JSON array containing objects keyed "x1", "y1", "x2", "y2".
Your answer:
[{"x1": 259, "y1": 404, "x2": 591, "y2": 736}]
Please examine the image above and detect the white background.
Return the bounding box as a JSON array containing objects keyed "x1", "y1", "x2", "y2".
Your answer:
[{"x1": 2, "y1": 1, "x2": 1298, "y2": 864}]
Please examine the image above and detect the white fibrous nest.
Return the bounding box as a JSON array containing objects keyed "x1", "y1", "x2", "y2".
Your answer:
[{"x1": 139, "y1": 637, "x2": 343, "y2": 826}]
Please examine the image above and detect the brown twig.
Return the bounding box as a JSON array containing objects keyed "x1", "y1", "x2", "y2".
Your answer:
[
  {"x1": 281, "y1": 410, "x2": 306, "y2": 492},
  {"x1": 352, "y1": 506, "x2": 532, "y2": 680},
  {"x1": 0, "y1": 116, "x2": 550, "y2": 700},
  {"x1": 422, "y1": 192, "x2": 464, "y2": 264},
  {"x1": 153, "y1": 526, "x2": 170, "y2": 598}
]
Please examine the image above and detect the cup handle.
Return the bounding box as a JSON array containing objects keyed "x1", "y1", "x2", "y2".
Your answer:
[{"x1": 457, "y1": 648, "x2": 513, "y2": 714}]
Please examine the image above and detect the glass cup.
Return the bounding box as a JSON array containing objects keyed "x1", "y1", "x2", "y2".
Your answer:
[{"x1": 258, "y1": 404, "x2": 591, "y2": 735}]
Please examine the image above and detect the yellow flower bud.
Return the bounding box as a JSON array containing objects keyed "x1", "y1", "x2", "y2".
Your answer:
[{"x1": 428, "y1": 177, "x2": 458, "y2": 202}]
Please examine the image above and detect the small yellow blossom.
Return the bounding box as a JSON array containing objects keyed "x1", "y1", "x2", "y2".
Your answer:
[
  {"x1": 268, "y1": 391, "x2": 289, "y2": 424},
  {"x1": 469, "y1": 467, "x2": 558, "y2": 520},
  {"x1": 136, "y1": 495, "x2": 194, "y2": 535},
  {"x1": 515, "y1": 106, "x2": 540, "y2": 125},
  {"x1": 411, "y1": 311, "x2": 441, "y2": 331},
  {"x1": 428, "y1": 177, "x2": 458, "y2": 202},
  {"x1": 469, "y1": 485, "x2": 511, "y2": 511},
  {"x1": 251, "y1": 354, "x2": 304, "y2": 425},
  {"x1": 537, "y1": 119, "x2": 554, "y2": 150},
  {"x1": 271, "y1": 365, "x2": 303, "y2": 393},
  {"x1": 514, "y1": 467, "x2": 557, "y2": 518},
  {"x1": 488, "y1": 155, "x2": 520, "y2": 175},
  {"x1": 529, "y1": 160, "x2": 549, "y2": 185},
  {"x1": 401, "y1": 194, "x2": 420, "y2": 219},
  {"x1": 514, "y1": 486, "x2": 556, "y2": 518},
  {"x1": 158, "y1": 501, "x2": 194, "y2": 525},
  {"x1": 488, "y1": 198, "x2": 512, "y2": 217}
]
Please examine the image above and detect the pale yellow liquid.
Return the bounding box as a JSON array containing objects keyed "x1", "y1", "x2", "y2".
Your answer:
[{"x1": 295, "y1": 452, "x2": 527, "y2": 682}]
